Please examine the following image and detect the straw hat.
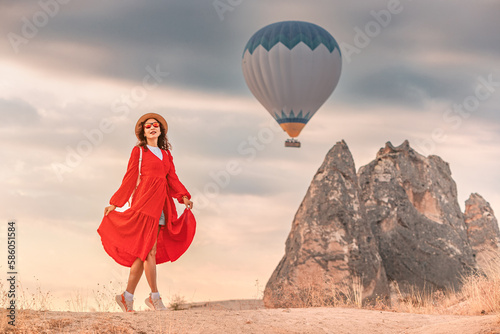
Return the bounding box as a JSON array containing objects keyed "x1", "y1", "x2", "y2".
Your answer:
[{"x1": 135, "y1": 113, "x2": 168, "y2": 140}]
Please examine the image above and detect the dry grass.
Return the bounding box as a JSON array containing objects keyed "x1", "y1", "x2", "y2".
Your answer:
[
  {"x1": 387, "y1": 254, "x2": 500, "y2": 316},
  {"x1": 0, "y1": 309, "x2": 136, "y2": 334},
  {"x1": 17, "y1": 278, "x2": 53, "y2": 311},
  {"x1": 457, "y1": 256, "x2": 500, "y2": 315},
  {"x1": 66, "y1": 290, "x2": 90, "y2": 312},
  {"x1": 168, "y1": 294, "x2": 189, "y2": 311},
  {"x1": 389, "y1": 281, "x2": 458, "y2": 314},
  {"x1": 381, "y1": 254, "x2": 500, "y2": 316},
  {"x1": 265, "y1": 269, "x2": 365, "y2": 309},
  {"x1": 263, "y1": 253, "x2": 500, "y2": 317},
  {"x1": 92, "y1": 280, "x2": 126, "y2": 312}
]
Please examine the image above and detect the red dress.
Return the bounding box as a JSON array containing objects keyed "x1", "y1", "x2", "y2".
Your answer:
[{"x1": 97, "y1": 146, "x2": 196, "y2": 267}]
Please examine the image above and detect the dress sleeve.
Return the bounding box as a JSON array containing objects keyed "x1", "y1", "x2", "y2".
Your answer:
[
  {"x1": 166, "y1": 150, "x2": 191, "y2": 203},
  {"x1": 109, "y1": 146, "x2": 140, "y2": 207}
]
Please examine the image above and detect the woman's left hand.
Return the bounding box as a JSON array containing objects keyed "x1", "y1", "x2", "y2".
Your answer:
[{"x1": 183, "y1": 196, "x2": 193, "y2": 209}]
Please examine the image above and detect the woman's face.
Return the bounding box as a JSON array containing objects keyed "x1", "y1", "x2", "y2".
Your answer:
[{"x1": 143, "y1": 118, "x2": 161, "y2": 141}]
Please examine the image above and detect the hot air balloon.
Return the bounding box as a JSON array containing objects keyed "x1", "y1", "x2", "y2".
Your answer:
[{"x1": 242, "y1": 21, "x2": 342, "y2": 147}]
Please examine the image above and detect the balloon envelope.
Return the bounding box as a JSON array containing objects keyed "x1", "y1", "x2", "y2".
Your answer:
[{"x1": 242, "y1": 21, "x2": 342, "y2": 138}]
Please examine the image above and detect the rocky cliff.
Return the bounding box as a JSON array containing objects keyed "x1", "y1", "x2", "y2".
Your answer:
[
  {"x1": 358, "y1": 141, "x2": 475, "y2": 291},
  {"x1": 264, "y1": 140, "x2": 499, "y2": 307},
  {"x1": 464, "y1": 193, "x2": 500, "y2": 271},
  {"x1": 263, "y1": 140, "x2": 390, "y2": 308}
]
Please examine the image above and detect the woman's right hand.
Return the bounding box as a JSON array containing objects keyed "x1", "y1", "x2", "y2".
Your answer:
[{"x1": 104, "y1": 205, "x2": 117, "y2": 216}]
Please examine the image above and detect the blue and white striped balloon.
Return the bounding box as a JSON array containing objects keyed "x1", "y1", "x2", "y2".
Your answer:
[{"x1": 242, "y1": 21, "x2": 342, "y2": 139}]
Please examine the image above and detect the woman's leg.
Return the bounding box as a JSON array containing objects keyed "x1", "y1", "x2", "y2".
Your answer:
[
  {"x1": 126, "y1": 257, "x2": 144, "y2": 294},
  {"x1": 144, "y1": 225, "x2": 161, "y2": 293}
]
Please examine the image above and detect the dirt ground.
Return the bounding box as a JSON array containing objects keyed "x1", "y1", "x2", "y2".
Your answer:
[{"x1": 2, "y1": 299, "x2": 500, "y2": 334}]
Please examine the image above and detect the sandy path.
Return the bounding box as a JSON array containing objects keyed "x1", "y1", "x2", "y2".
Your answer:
[{"x1": 2, "y1": 303, "x2": 499, "y2": 334}]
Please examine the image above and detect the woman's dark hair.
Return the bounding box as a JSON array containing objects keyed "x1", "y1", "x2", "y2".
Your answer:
[{"x1": 137, "y1": 118, "x2": 171, "y2": 150}]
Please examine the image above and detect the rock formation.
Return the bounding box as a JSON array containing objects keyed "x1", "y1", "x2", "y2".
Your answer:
[
  {"x1": 358, "y1": 141, "x2": 476, "y2": 291},
  {"x1": 264, "y1": 139, "x2": 500, "y2": 308},
  {"x1": 464, "y1": 193, "x2": 500, "y2": 271},
  {"x1": 263, "y1": 140, "x2": 390, "y2": 308}
]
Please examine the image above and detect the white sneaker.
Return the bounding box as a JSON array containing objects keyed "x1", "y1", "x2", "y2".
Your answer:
[
  {"x1": 145, "y1": 294, "x2": 167, "y2": 311},
  {"x1": 115, "y1": 293, "x2": 135, "y2": 312}
]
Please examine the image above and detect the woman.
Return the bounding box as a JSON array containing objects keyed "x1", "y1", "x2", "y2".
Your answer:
[{"x1": 97, "y1": 113, "x2": 196, "y2": 312}]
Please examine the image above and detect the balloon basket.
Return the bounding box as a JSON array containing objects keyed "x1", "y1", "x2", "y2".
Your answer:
[{"x1": 285, "y1": 138, "x2": 301, "y2": 148}]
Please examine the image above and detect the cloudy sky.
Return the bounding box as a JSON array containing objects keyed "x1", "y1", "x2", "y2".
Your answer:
[{"x1": 1, "y1": 0, "x2": 499, "y2": 311}]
